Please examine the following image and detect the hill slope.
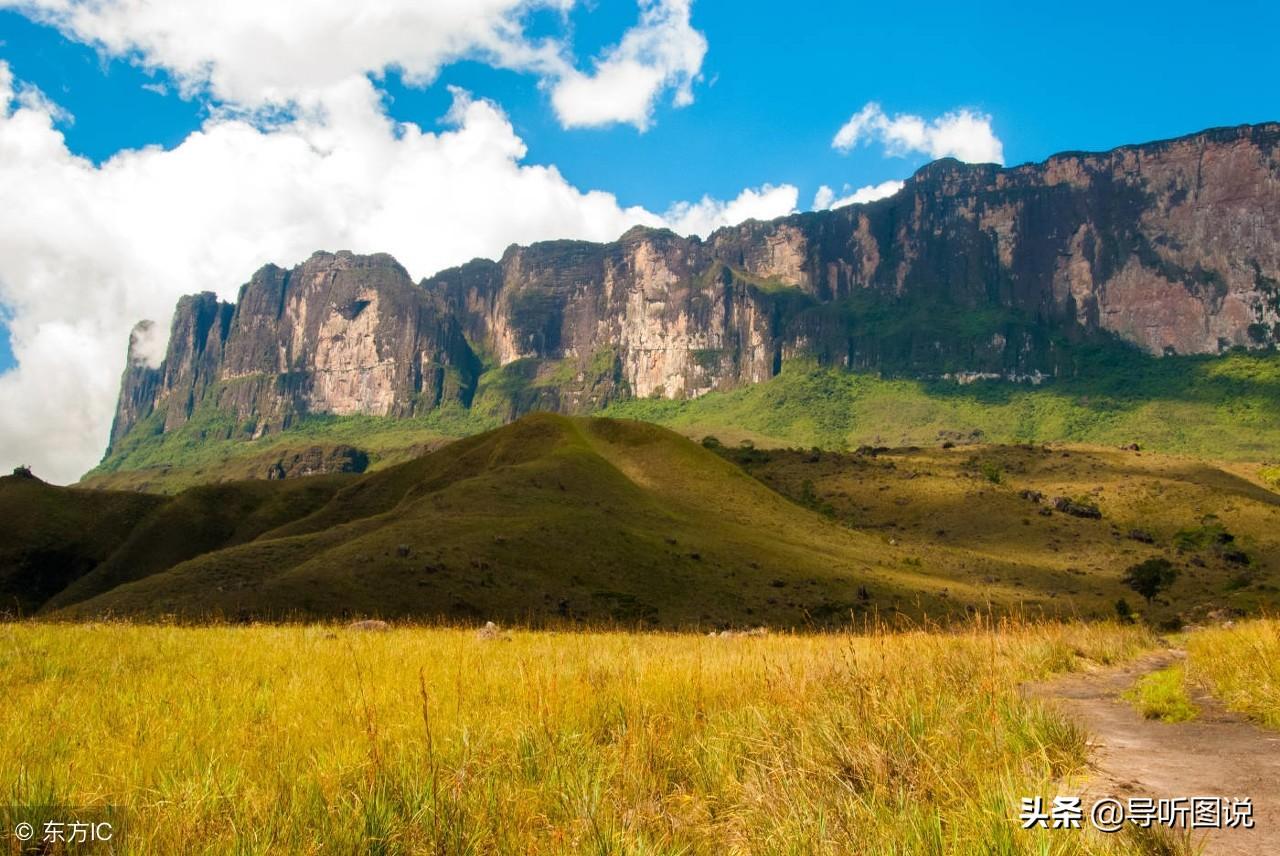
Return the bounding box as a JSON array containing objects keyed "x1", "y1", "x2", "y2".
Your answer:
[
  {"x1": 32, "y1": 415, "x2": 957, "y2": 625},
  {"x1": 9, "y1": 414, "x2": 1280, "y2": 625}
]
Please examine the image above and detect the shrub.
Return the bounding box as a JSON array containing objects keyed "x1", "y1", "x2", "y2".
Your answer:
[{"x1": 1123, "y1": 558, "x2": 1179, "y2": 604}]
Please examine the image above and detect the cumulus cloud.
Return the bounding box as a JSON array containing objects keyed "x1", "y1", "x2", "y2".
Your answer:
[
  {"x1": 0, "y1": 63, "x2": 793, "y2": 483},
  {"x1": 811, "y1": 180, "x2": 904, "y2": 210},
  {"x1": 664, "y1": 183, "x2": 798, "y2": 238},
  {"x1": 2, "y1": 0, "x2": 707, "y2": 131},
  {"x1": 550, "y1": 0, "x2": 706, "y2": 130},
  {"x1": 832, "y1": 102, "x2": 1004, "y2": 164}
]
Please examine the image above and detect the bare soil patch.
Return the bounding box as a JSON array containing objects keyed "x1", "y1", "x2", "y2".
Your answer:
[{"x1": 1032, "y1": 649, "x2": 1280, "y2": 855}]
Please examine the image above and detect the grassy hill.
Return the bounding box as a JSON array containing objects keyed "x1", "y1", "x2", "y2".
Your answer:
[
  {"x1": 80, "y1": 349, "x2": 1280, "y2": 493},
  {"x1": 0, "y1": 471, "x2": 165, "y2": 614},
  {"x1": 606, "y1": 349, "x2": 1280, "y2": 461},
  {"x1": 705, "y1": 441, "x2": 1280, "y2": 626},
  {"x1": 9, "y1": 412, "x2": 1280, "y2": 626},
  {"x1": 26, "y1": 415, "x2": 958, "y2": 625}
]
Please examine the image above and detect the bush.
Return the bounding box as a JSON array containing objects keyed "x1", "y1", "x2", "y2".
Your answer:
[{"x1": 1122, "y1": 558, "x2": 1179, "y2": 604}]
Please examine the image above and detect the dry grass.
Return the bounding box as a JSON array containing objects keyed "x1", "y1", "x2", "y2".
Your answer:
[
  {"x1": 0, "y1": 619, "x2": 1163, "y2": 854},
  {"x1": 718, "y1": 442, "x2": 1280, "y2": 624},
  {"x1": 1185, "y1": 618, "x2": 1280, "y2": 729}
]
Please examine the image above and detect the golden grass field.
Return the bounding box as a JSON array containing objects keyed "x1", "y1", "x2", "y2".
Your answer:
[
  {"x1": 1185, "y1": 618, "x2": 1280, "y2": 729},
  {"x1": 0, "y1": 618, "x2": 1197, "y2": 855}
]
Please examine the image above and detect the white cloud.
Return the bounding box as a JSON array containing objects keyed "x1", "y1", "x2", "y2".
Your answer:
[
  {"x1": 2, "y1": 0, "x2": 708, "y2": 131},
  {"x1": 811, "y1": 180, "x2": 903, "y2": 210},
  {"x1": 832, "y1": 102, "x2": 1004, "y2": 164},
  {"x1": 664, "y1": 183, "x2": 798, "y2": 238},
  {"x1": 550, "y1": 0, "x2": 707, "y2": 130},
  {"x1": 0, "y1": 63, "x2": 791, "y2": 483},
  {"x1": 2, "y1": 0, "x2": 570, "y2": 106}
]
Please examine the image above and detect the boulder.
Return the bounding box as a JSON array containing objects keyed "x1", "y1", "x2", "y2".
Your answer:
[
  {"x1": 347, "y1": 619, "x2": 390, "y2": 632},
  {"x1": 1052, "y1": 496, "x2": 1102, "y2": 519}
]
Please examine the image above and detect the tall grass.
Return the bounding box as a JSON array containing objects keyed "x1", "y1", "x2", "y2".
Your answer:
[
  {"x1": 0, "y1": 620, "x2": 1156, "y2": 854},
  {"x1": 1122, "y1": 665, "x2": 1198, "y2": 723},
  {"x1": 1185, "y1": 618, "x2": 1280, "y2": 729}
]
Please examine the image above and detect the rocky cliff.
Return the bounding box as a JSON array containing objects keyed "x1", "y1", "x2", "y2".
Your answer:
[
  {"x1": 111, "y1": 252, "x2": 480, "y2": 449},
  {"x1": 109, "y1": 122, "x2": 1280, "y2": 455}
]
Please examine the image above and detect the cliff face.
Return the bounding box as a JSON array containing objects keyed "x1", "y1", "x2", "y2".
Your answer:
[
  {"x1": 109, "y1": 123, "x2": 1280, "y2": 454},
  {"x1": 112, "y1": 252, "x2": 480, "y2": 448}
]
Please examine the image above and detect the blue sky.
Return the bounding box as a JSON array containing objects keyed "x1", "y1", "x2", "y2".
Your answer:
[
  {"x1": 0, "y1": 0, "x2": 1277, "y2": 480},
  {"x1": 3, "y1": 1, "x2": 1277, "y2": 216}
]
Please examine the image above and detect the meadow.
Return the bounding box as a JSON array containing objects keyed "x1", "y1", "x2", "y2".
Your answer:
[
  {"x1": 0, "y1": 618, "x2": 1173, "y2": 855},
  {"x1": 1185, "y1": 618, "x2": 1280, "y2": 729}
]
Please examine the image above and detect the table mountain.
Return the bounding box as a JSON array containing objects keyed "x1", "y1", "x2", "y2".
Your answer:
[{"x1": 109, "y1": 122, "x2": 1280, "y2": 458}]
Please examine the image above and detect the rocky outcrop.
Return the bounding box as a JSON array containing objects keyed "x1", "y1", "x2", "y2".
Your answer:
[
  {"x1": 264, "y1": 445, "x2": 369, "y2": 480},
  {"x1": 108, "y1": 123, "x2": 1280, "y2": 455},
  {"x1": 113, "y1": 252, "x2": 480, "y2": 448}
]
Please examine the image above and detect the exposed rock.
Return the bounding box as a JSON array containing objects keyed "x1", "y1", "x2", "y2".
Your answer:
[
  {"x1": 112, "y1": 252, "x2": 480, "y2": 448},
  {"x1": 1019, "y1": 489, "x2": 1044, "y2": 503},
  {"x1": 346, "y1": 619, "x2": 390, "y2": 632},
  {"x1": 266, "y1": 445, "x2": 370, "y2": 480},
  {"x1": 1128, "y1": 529, "x2": 1156, "y2": 544},
  {"x1": 476, "y1": 620, "x2": 511, "y2": 641},
  {"x1": 1053, "y1": 496, "x2": 1103, "y2": 519},
  {"x1": 709, "y1": 627, "x2": 769, "y2": 639},
  {"x1": 109, "y1": 124, "x2": 1280, "y2": 458}
]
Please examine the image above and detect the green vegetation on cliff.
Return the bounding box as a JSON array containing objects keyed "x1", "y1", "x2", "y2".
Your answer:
[
  {"x1": 606, "y1": 349, "x2": 1280, "y2": 460},
  {"x1": 84, "y1": 347, "x2": 1280, "y2": 493}
]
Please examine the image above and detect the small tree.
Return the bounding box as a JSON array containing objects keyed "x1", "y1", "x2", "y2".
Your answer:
[
  {"x1": 1123, "y1": 558, "x2": 1179, "y2": 604},
  {"x1": 1114, "y1": 598, "x2": 1134, "y2": 624}
]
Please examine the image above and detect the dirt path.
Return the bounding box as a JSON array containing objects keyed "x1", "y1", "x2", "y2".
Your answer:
[{"x1": 1030, "y1": 649, "x2": 1280, "y2": 855}]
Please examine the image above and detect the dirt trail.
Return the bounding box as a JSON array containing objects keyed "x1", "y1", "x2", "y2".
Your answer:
[{"x1": 1031, "y1": 649, "x2": 1280, "y2": 855}]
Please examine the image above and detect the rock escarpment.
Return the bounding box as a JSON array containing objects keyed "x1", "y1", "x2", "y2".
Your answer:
[
  {"x1": 112, "y1": 252, "x2": 480, "y2": 448},
  {"x1": 109, "y1": 123, "x2": 1280, "y2": 455}
]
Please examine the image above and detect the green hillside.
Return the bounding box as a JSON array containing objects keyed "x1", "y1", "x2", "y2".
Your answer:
[
  {"x1": 606, "y1": 349, "x2": 1280, "y2": 460},
  {"x1": 8, "y1": 413, "x2": 1280, "y2": 625},
  {"x1": 37, "y1": 415, "x2": 958, "y2": 625},
  {"x1": 0, "y1": 471, "x2": 164, "y2": 614},
  {"x1": 81, "y1": 349, "x2": 1280, "y2": 493}
]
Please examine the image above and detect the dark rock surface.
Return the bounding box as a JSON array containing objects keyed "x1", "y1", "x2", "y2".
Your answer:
[{"x1": 265, "y1": 445, "x2": 370, "y2": 480}]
